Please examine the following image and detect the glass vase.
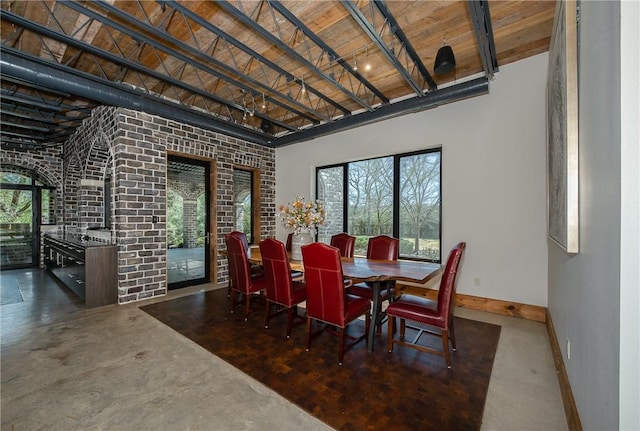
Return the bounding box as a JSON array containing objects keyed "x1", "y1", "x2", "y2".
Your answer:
[{"x1": 291, "y1": 231, "x2": 314, "y2": 261}]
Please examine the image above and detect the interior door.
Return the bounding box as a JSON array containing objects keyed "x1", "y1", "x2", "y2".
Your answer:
[
  {"x1": 167, "y1": 155, "x2": 211, "y2": 289},
  {"x1": 0, "y1": 187, "x2": 35, "y2": 269}
]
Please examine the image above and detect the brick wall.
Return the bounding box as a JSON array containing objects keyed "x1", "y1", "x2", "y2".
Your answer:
[
  {"x1": 3, "y1": 106, "x2": 275, "y2": 304},
  {"x1": 76, "y1": 108, "x2": 275, "y2": 303},
  {"x1": 317, "y1": 170, "x2": 344, "y2": 243}
]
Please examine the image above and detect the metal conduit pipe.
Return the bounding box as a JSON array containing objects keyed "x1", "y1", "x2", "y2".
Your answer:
[{"x1": 0, "y1": 50, "x2": 274, "y2": 146}]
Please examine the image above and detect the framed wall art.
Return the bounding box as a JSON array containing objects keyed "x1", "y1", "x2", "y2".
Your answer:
[{"x1": 547, "y1": 0, "x2": 579, "y2": 254}]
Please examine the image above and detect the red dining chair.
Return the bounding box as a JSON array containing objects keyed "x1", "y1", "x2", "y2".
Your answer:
[
  {"x1": 259, "y1": 238, "x2": 307, "y2": 338},
  {"x1": 386, "y1": 242, "x2": 466, "y2": 368},
  {"x1": 347, "y1": 235, "x2": 399, "y2": 332},
  {"x1": 330, "y1": 232, "x2": 356, "y2": 258},
  {"x1": 301, "y1": 242, "x2": 371, "y2": 365},
  {"x1": 225, "y1": 233, "x2": 266, "y2": 321},
  {"x1": 226, "y1": 231, "x2": 263, "y2": 297}
]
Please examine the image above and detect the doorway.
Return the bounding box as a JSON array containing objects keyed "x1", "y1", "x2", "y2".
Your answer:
[
  {"x1": 0, "y1": 171, "x2": 56, "y2": 270},
  {"x1": 166, "y1": 155, "x2": 212, "y2": 289}
]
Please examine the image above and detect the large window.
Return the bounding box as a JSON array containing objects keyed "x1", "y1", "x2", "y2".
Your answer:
[
  {"x1": 317, "y1": 148, "x2": 441, "y2": 262},
  {"x1": 233, "y1": 168, "x2": 257, "y2": 244}
]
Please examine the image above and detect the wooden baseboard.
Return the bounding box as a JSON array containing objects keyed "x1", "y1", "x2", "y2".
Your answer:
[
  {"x1": 396, "y1": 284, "x2": 547, "y2": 322},
  {"x1": 545, "y1": 310, "x2": 583, "y2": 431}
]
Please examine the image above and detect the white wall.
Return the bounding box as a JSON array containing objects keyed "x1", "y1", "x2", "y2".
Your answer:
[
  {"x1": 619, "y1": 1, "x2": 640, "y2": 428},
  {"x1": 276, "y1": 53, "x2": 549, "y2": 307},
  {"x1": 548, "y1": 1, "x2": 640, "y2": 429}
]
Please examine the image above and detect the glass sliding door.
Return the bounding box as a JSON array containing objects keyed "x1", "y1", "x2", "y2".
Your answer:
[
  {"x1": 0, "y1": 187, "x2": 35, "y2": 268},
  {"x1": 167, "y1": 155, "x2": 211, "y2": 289}
]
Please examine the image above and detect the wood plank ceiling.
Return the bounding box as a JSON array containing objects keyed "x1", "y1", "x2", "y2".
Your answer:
[{"x1": 0, "y1": 0, "x2": 555, "y2": 149}]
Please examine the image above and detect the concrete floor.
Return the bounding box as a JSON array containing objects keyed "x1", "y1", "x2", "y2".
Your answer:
[{"x1": 0, "y1": 268, "x2": 568, "y2": 431}]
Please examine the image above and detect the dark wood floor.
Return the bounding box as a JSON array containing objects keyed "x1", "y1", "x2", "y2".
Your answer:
[{"x1": 141, "y1": 289, "x2": 501, "y2": 431}]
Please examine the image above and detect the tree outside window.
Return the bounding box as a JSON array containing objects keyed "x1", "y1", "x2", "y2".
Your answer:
[{"x1": 317, "y1": 148, "x2": 441, "y2": 262}]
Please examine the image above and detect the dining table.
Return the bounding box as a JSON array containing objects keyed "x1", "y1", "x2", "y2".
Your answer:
[{"x1": 244, "y1": 245, "x2": 442, "y2": 353}]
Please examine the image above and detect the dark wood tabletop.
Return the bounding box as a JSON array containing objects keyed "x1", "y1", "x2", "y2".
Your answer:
[{"x1": 244, "y1": 246, "x2": 441, "y2": 284}]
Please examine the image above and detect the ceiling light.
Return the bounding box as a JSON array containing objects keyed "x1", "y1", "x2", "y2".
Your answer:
[
  {"x1": 352, "y1": 52, "x2": 358, "y2": 71},
  {"x1": 364, "y1": 44, "x2": 372, "y2": 71},
  {"x1": 434, "y1": 39, "x2": 456, "y2": 75}
]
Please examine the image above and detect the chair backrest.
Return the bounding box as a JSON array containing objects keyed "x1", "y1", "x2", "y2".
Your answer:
[
  {"x1": 367, "y1": 235, "x2": 399, "y2": 261},
  {"x1": 259, "y1": 238, "x2": 295, "y2": 305},
  {"x1": 438, "y1": 242, "x2": 467, "y2": 323},
  {"x1": 285, "y1": 232, "x2": 293, "y2": 252},
  {"x1": 228, "y1": 230, "x2": 250, "y2": 253},
  {"x1": 225, "y1": 233, "x2": 252, "y2": 294},
  {"x1": 330, "y1": 233, "x2": 356, "y2": 258},
  {"x1": 301, "y1": 242, "x2": 347, "y2": 326}
]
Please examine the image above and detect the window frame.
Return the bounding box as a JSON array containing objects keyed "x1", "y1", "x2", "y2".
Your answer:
[
  {"x1": 233, "y1": 166, "x2": 261, "y2": 245},
  {"x1": 316, "y1": 147, "x2": 442, "y2": 263}
]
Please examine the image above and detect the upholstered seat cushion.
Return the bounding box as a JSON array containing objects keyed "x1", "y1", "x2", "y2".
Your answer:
[
  {"x1": 268, "y1": 280, "x2": 306, "y2": 307},
  {"x1": 344, "y1": 295, "x2": 372, "y2": 324},
  {"x1": 347, "y1": 282, "x2": 391, "y2": 301},
  {"x1": 245, "y1": 275, "x2": 266, "y2": 294},
  {"x1": 251, "y1": 271, "x2": 265, "y2": 281},
  {"x1": 385, "y1": 295, "x2": 445, "y2": 326}
]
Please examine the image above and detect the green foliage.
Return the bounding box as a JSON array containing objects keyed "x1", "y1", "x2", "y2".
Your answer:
[
  {"x1": 398, "y1": 238, "x2": 414, "y2": 254},
  {"x1": 167, "y1": 190, "x2": 183, "y2": 248},
  {"x1": 196, "y1": 194, "x2": 205, "y2": 246},
  {"x1": 0, "y1": 189, "x2": 32, "y2": 224}
]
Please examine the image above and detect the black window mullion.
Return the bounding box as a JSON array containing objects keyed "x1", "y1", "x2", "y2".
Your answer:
[
  {"x1": 393, "y1": 155, "x2": 400, "y2": 238},
  {"x1": 342, "y1": 163, "x2": 349, "y2": 233}
]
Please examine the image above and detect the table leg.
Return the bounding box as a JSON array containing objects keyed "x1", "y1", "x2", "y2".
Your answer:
[{"x1": 367, "y1": 281, "x2": 382, "y2": 353}]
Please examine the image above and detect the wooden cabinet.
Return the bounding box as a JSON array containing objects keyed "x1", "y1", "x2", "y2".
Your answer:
[{"x1": 44, "y1": 234, "x2": 117, "y2": 308}]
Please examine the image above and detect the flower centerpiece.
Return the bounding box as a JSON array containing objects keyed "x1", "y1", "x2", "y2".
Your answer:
[
  {"x1": 278, "y1": 196, "x2": 325, "y2": 260},
  {"x1": 277, "y1": 196, "x2": 325, "y2": 234}
]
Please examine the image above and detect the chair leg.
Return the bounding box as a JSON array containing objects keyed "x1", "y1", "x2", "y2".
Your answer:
[
  {"x1": 399, "y1": 319, "x2": 406, "y2": 340},
  {"x1": 387, "y1": 313, "x2": 394, "y2": 352},
  {"x1": 264, "y1": 301, "x2": 271, "y2": 329},
  {"x1": 338, "y1": 327, "x2": 345, "y2": 365},
  {"x1": 230, "y1": 290, "x2": 237, "y2": 314},
  {"x1": 305, "y1": 317, "x2": 312, "y2": 351},
  {"x1": 244, "y1": 293, "x2": 251, "y2": 321},
  {"x1": 286, "y1": 307, "x2": 293, "y2": 339},
  {"x1": 442, "y1": 328, "x2": 452, "y2": 368},
  {"x1": 449, "y1": 321, "x2": 457, "y2": 351}
]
